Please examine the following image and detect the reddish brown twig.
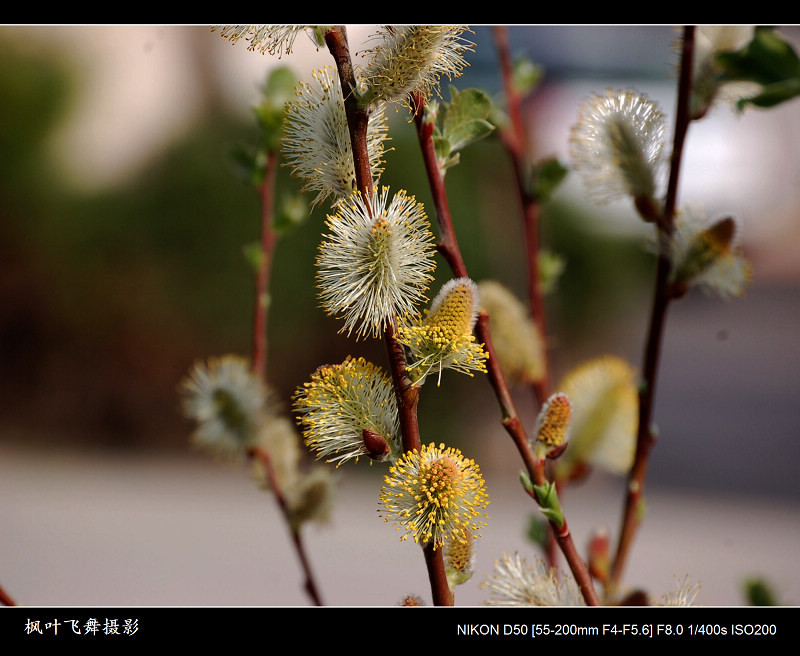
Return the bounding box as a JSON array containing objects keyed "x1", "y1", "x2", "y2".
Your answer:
[
  {"x1": 247, "y1": 140, "x2": 324, "y2": 606},
  {"x1": 252, "y1": 150, "x2": 278, "y2": 382},
  {"x1": 325, "y1": 25, "x2": 451, "y2": 606},
  {"x1": 609, "y1": 26, "x2": 696, "y2": 594},
  {"x1": 412, "y1": 91, "x2": 599, "y2": 606},
  {"x1": 250, "y1": 446, "x2": 323, "y2": 605},
  {"x1": 493, "y1": 26, "x2": 550, "y2": 406}
]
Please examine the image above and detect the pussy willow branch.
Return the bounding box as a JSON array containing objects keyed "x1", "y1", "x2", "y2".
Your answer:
[
  {"x1": 413, "y1": 92, "x2": 599, "y2": 606},
  {"x1": 493, "y1": 27, "x2": 558, "y2": 568},
  {"x1": 609, "y1": 26, "x2": 695, "y2": 594},
  {"x1": 249, "y1": 447, "x2": 324, "y2": 606},
  {"x1": 323, "y1": 27, "x2": 373, "y2": 195},
  {"x1": 324, "y1": 26, "x2": 452, "y2": 606},
  {"x1": 493, "y1": 26, "x2": 550, "y2": 407},
  {"x1": 247, "y1": 147, "x2": 324, "y2": 606},
  {"x1": 252, "y1": 150, "x2": 278, "y2": 381},
  {"x1": 384, "y1": 322, "x2": 422, "y2": 453}
]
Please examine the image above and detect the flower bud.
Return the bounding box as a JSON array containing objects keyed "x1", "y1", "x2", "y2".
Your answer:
[
  {"x1": 444, "y1": 530, "x2": 477, "y2": 587},
  {"x1": 478, "y1": 280, "x2": 545, "y2": 385},
  {"x1": 362, "y1": 428, "x2": 391, "y2": 461},
  {"x1": 670, "y1": 209, "x2": 751, "y2": 300},
  {"x1": 569, "y1": 89, "x2": 666, "y2": 205},
  {"x1": 361, "y1": 26, "x2": 473, "y2": 108},
  {"x1": 532, "y1": 392, "x2": 571, "y2": 460},
  {"x1": 398, "y1": 278, "x2": 488, "y2": 386}
]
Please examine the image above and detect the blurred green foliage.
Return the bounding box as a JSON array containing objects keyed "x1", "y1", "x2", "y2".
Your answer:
[
  {"x1": 718, "y1": 26, "x2": 800, "y2": 110},
  {"x1": 743, "y1": 577, "x2": 778, "y2": 606}
]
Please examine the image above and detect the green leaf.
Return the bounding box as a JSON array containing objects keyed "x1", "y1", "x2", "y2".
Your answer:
[
  {"x1": 446, "y1": 118, "x2": 495, "y2": 153},
  {"x1": 530, "y1": 157, "x2": 568, "y2": 202},
  {"x1": 253, "y1": 106, "x2": 284, "y2": 152},
  {"x1": 526, "y1": 515, "x2": 549, "y2": 550},
  {"x1": 539, "y1": 506, "x2": 563, "y2": 527},
  {"x1": 440, "y1": 153, "x2": 461, "y2": 172},
  {"x1": 228, "y1": 144, "x2": 266, "y2": 187},
  {"x1": 255, "y1": 67, "x2": 299, "y2": 151},
  {"x1": 745, "y1": 27, "x2": 800, "y2": 81},
  {"x1": 444, "y1": 88, "x2": 492, "y2": 130},
  {"x1": 262, "y1": 66, "x2": 298, "y2": 108},
  {"x1": 488, "y1": 103, "x2": 510, "y2": 131},
  {"x1": 432, "y1": 88, "x2": 496, "y2": 172},
  {"x1": 717, "y1": 27, "x2": 800, "y2": 110},
  {"x1": 743, "y1": 577, "x2": 778, "y2": 606},
  {"x1": 311, "y1": 26, "x2": 330, "y2": 48},
  {"x1": 736, "y1": 77, "x2": 800, "y2": 110}
]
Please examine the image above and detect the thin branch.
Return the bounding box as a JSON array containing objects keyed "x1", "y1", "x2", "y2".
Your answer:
[
  {"x1": 413, "y1": 93, "x2": 599, "y2": 606},
  {"x1": 423, "y1": 542, "x2": 455, "y2": 606},
  {"x1": 250, "y1": 446, "x2": 324, "y2": 606},
  {"x1": 324, "y1": 26, "x2": 373, "y2": 197},
  {"x1": 252, "y1": 150, "x2": 279, "y2": 382},
  {"x1": 494, "y1": 26, "x2": 550, "y2": 406},
  {"x1": 325, "y1": 26, "x2": 451, "y2": 606},
  {"x1": 384, "y1": 323, "x2": 422, "y2": 454},
  {"x1": 609, "y1": 26, "x2": 696, "y2": 593},
  {"x1": 413, "y1": 100, "x2": 468, "y2": 280},
  {"x1": 247, "y1": 144, "x2": 324, "y2": 606}
]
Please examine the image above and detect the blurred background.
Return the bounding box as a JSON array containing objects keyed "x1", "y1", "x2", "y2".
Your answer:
[{"x1": 1, "y1": 25, "x2": 799, "y2": 606}]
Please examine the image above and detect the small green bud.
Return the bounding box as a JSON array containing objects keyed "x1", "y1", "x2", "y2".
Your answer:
[
  {"x1": 538, "y1": 250, "x2": 566, "y2": 296},
  {"x1": 242, "y1": 242, "x2": 264, "y2": 275},
  {"x1": 519, "y1": 470, "x2": 535, "y2": 495},
  {"x1": 274, "y1": 194, "x2": 308, "y2": 234},
  {"x1": 228, "y1": 144, "x2": 266, "y2": 187},
  {"x1": 530, "y1": 157, "x2": 568, "y2": 203},
  {"x1": 533, "y1": 481, "x2": 565, "y2": 529},
  {"x1": 512, "y1": 56, "x2": 543, "y2": 96}
]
